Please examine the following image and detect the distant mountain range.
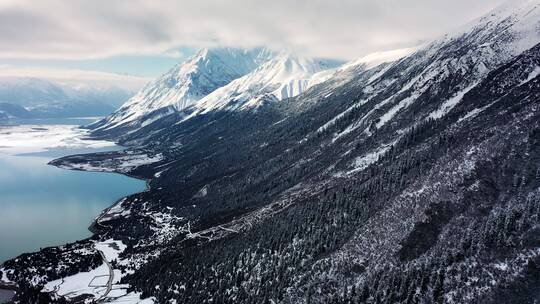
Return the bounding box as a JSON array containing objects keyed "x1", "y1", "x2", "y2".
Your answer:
[
  {"x1": 3, "y1": 0, "x2": 540, "y2": 303},
  {"x1": 0, "y1": 77, "x2": 137, "y2": 119}
]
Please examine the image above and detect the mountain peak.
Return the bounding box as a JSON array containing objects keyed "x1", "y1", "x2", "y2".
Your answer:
[
  {"x1": 95, "y1": 47, "x2": 275, "y2": 131},
  {"x1": 93, "y1": 48, "x2": 343, "y2": 133},
  {"x1": 187, "y1": 52, "x2": 343, "y2": 115}
]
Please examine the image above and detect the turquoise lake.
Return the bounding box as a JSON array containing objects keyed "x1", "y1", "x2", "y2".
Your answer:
[{"x1": 0, "y1": 118, "x2": 146, "y2": 264}]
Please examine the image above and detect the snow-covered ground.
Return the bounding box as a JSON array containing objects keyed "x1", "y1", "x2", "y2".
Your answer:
[
  {"x1": 42, "y1": 263, "x2": 109, "y2": 299},
  {"x1": 55, "y1": 153, "x2": 163, "y2": 174},
  {"x1": 41, "y1": 239, "x2": 155, "y2": 303},
  {"x1": 0, "y1": 267, "x2": 14, "y2": 284},
  {"x1": 0, "y1": 124, "x2": 114, "y2": 155},
  {"x1": 95, "y1": 239, "x2": 127, "y2": 262}
]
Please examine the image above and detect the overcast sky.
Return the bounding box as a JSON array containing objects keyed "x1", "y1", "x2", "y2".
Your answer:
[{"x1": 0, "y1": 0, "x2": 507, "y2": 87}]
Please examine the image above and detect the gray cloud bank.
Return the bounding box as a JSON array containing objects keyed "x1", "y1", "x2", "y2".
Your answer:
[{"x1": 0, "y1": 0, "x2": 506, "y2": 60}]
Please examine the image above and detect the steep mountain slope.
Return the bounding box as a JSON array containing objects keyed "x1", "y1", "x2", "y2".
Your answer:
[
  {"x1": 91, "y1": 47, "x2": 275, "y2": 132},
  {"x1": 2, "y1": 1, "x2": 540, "y2": 303}
]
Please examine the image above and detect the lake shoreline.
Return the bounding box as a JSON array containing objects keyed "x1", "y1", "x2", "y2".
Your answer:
[
  {"x1": 0, "y1": 275, "x2": 17, "y2": 303},
  {"x1": 43, "y1": 141, "x2": 157, "y2": 232},
  {"x1": 49, "y1": 155, "x2": 152, "y2": 233},
  {"x1": 0, "y1": 160, "x2": 148, "y2": 265},
  {"x1": 0, "y1": 158, "x2": 150, "y2": 303},
  {"x1": 0, "y1": 152, "x2": 150, "y2": 302},
  {"x1": 0, "y1": 119, "x2": 151, "y2": 302}
]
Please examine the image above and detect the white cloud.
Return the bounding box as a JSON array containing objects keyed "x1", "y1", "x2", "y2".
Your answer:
[
  {"x1": 0, "y1": 0, "x2": 507, "y2": 60},
  {"x1": 0, "y1": 66, "x2": 150, "y2": 91},
  {"x1": 162, "y1": 49, "x2": 185, "y2": 59}
]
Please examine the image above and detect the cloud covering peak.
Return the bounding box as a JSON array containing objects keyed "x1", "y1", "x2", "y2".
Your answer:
[{"x1": 0, "y1": 0, "x2": 506, "y2": 60}]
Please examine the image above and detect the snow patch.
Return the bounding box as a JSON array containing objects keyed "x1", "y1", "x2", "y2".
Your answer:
[
  {"x1": 95, "y1": 239, "x2": 127, "y2": 263},
  {"x1": 457, "y1": 101, "x2": 497, "y2": 123},
  {"x1": 520, "y1": 66, "x2": 540, "y2": 85},
  {"x1": 429, "y1": 83, "x2": 477, "y2": 119},
  {"x1": 349, "y1": 146, "x2": 390, "y2": 174},
  {"x1": 58, "y1": 153, "x2": 163, "y2": 174},
  {"x1": 334, "y1": 144, "x2": 392, "y2": 177},
  {"x1": 41, "y1": 239, "x2": 128, "y2": 301},
  {"x1": 43, "y1": 264, "x2": 109, "y2": 299},
  {"x1": 194, "y1": 185, "x2": 208, "y2": 198},
  {"x1": 376, "y1": 94, "x2": 419, "y2": 128},
  {"x1": 345, "y1": 47, "x2": 416, "y2": 70},
  {"x1": 493, "y1": 262, "x2": 509, "y2": 271},
  {"x1": 0, "y1": 268, "x2": 13, "y2": 284}
]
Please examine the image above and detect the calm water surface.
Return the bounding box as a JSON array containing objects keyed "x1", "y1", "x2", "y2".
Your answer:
[{"x1": 0, "y1": 118, "x2": 146, "y2": 264}]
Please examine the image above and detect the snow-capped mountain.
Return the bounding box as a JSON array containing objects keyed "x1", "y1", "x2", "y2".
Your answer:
[
  {"x1": 92, "y1": 48, "x2": 344, "y2": 136},
  {"x1": 94, "y1": 47, "x2": 275, "y2": 131},
  {"x1": 188, "y1": 53, "x2": 343, "y2": 115},
  {"x1": 95, "y1": 0, "x2": 540, "y2": 138}
]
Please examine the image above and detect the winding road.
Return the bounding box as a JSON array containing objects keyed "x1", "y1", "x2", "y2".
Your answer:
[{"x1": 94, "y1": 249, "x2": 114, "y2": 303}]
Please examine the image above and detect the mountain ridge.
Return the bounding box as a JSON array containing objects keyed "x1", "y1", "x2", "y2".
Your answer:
[{"x1": 91, "y1": 47, "x2": 276, "y2": 132}]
